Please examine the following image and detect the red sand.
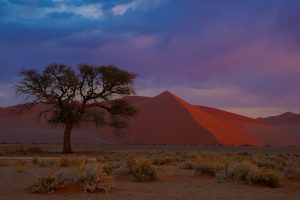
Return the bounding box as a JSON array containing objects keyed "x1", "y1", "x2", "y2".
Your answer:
[{"x1": 0, "y1": 91, "x2": 299, "y2": 145}]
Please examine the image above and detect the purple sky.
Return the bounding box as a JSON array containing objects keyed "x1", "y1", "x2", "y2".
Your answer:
[{"x1": 0, "y1": 0, "x2": 300, "y2": 117}]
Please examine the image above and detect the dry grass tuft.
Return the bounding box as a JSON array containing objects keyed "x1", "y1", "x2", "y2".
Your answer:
[
  {"x1": 28, "y1": 174, "x2": 64, "y2": 193},
  {"x1": 78, "y1": 162, "x2": 115, "y2": 193},
  {"x1": 216, "y1": 162, "x2": 280, "y2": 188},
  {"x1": 115, "y1": 155, "x2": 157, "y2": 181}
]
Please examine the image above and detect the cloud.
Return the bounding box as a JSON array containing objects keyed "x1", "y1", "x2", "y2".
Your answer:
[
  {"x1": 111, "y1": 0, "x2": 166, "y2": 15},
  {"x1": 111, "y1": 0, "x2": 139, "y2": 15},
  {"x1": 1, "y1": 0, "x2": 104, "y2": 20},
  {"x1": 45, "y1": 3, "x2": 103, "y2": 19}
]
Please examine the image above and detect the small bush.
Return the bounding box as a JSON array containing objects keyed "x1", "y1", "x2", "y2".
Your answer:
[
  {"x1": 115, "y1": 156, "x2": 157, "y2": 181},
  {"x1": 79, "y1": 163, "x2": 115, "y2": 193},
  {"x1": 194, "y1": 162, "x2": 225, "y2": 176},
  {"x1": 216, "y1": 162, "x2": 280, "y2": 188},
  {"x1": 29, "y1": 174, "x2": 64, "y2": 193},
  {"x1": 131, "y1": 161, "x2": 157, "y2": 182},
  {"x1": 216, "y1": 162, "x2": 253, "y2": 182},
  {"x1": 114, "y1": 163, "x2": 130, "y2": 176},
  {"x1": 126, "y1": 156, "x2": 139, "y2": 171},
  {"x1": 246, "y1": 169, "x2": 279, "y2": 188},
  {"x1": 103, "y1": 163, "x2": 114, "y2": 175}
]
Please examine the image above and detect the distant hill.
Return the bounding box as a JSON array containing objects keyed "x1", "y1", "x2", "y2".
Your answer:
[
  {"x1": 259, "y1": 112, "x2": 300, "y2": 124},
  {"x1": 259, "y1": 112, "x2": 300, "y2": 143},
  {"x1": 0, "y1": 91, "x2": 299, "y2": 146}
]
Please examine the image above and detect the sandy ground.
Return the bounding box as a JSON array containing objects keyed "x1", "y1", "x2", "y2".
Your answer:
[
  {"x1": 0, "y1": 144, "x2": 300, "y2": 200},
  {"x1": 1, "y1": 166, "x2": 299, "y2": 200}
]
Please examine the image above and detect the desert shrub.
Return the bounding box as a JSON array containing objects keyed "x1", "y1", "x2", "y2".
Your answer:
[
  {"x1": 246, "y1": 169, "x2": 279, "y2": 188},
  {"x1": 126, "y1": 155, "x2": 139, "y2": 171},
  {"x1": 114, "y1": 163, "x2": 130, "y2": 176},
  {"x1": 216, "y1": 162, "x2": 280, "y2": 188},
  {"x1": 103, "y1": 163, "x2": 114, "y2": 175},
  {"x1": 255, "y1": 160, "x2": 277, "y2": 170},
  {"x1": 216, "y1": 162, "x2": 254, "y2": 182},
  {"x1": 175, "y1": 151, "x2": 190, "y2": 161},
  {"x1": 115, "y1": 156, "x2": 157, "y2": 181},
  {"x1": 194, "y1": 161, "x2": 226, "y2": 176},
  {"x1": 79, "y1": 163, "x2": 115, "y2": 193},
  {"x1": 29, "y1": 174, "x2": 64, "y2": 193},
  {"x1": 131, "y1": 161, "x2": 157, "y2": 182},
  {"x1": 193, "y1": 153, "x2": 230, "y2": 176}
]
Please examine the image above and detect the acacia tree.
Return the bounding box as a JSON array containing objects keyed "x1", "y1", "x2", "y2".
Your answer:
[{"x1": 16, "y1": 64, "x2": 137, "y2": 153}]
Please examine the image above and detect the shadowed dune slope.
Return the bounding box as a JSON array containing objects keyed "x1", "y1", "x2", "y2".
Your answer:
[{"x1": 0, "y1": 105, "x2": 108, "y2": 144}]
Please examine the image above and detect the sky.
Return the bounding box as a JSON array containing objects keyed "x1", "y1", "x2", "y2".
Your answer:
[{"x1": 0, "y1": 0, "x2": 300, "y2": 117}]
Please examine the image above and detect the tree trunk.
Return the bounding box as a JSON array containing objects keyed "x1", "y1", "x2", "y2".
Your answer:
[{"x1": 63, "y1": 123, "x2": 73, "y2": 153}]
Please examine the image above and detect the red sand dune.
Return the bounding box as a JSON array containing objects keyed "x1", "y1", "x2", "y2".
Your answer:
[
  {"x1": 0, "y1": 91, "x2": 299, "y2": 145},
  {"x1": 260, "y1": 112, "x2": 300, "y2": 125},
  {"x1": 259, "y1": 112, "x2": 300, "y2": 144}
]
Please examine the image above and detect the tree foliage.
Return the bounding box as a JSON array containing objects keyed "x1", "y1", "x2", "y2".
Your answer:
[{"x1": 16, "y1": 63, "x2": 137, "y2": 152}]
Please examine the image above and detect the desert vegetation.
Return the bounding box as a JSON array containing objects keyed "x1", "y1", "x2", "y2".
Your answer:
[{"x1": 0, "y1": 144, "x2": 300, "y2": 199}]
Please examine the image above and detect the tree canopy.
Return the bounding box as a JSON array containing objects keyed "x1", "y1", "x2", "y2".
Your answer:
[{"x1": 16, "y1": 63, "x2": 137, "y2": 153}]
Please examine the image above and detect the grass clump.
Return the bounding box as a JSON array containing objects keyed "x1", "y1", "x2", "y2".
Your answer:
[
  {"x1": 216, "y1": 162, "x2": 253, "y2": 182},
  {"x1": 115, "y1": 155, "x2": 157, "y2": 181},
  {"x1": 246, "y1": 169, "x2": 279, "y2": 188},
  {"x1": 79, "y1": 162, "x2": 115, "y2": 193},
  {"x1": 29, "y1": 174, "x2": 64, "y2": 193},
  {"x1": 194, "y1": 161, "x2": 226, "y2": 176},
  {"x1": 131, "y1": 160, "x2": 157, "y2": 182},
  {"x1": 216, "y1": 162, "x2": 280, "y2": 188}
]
